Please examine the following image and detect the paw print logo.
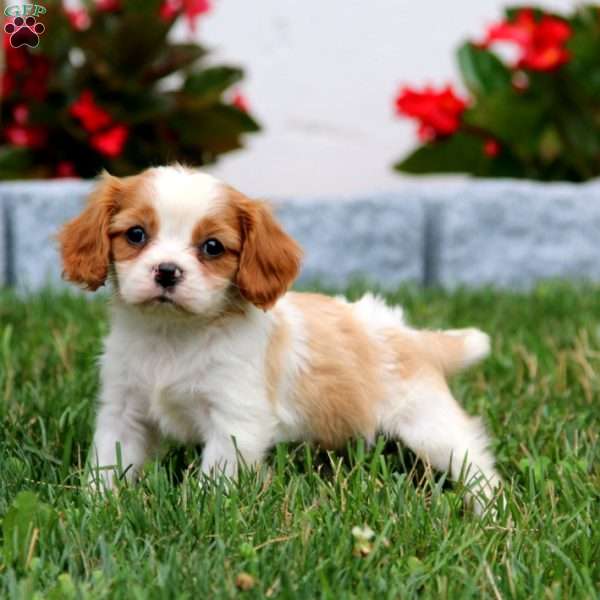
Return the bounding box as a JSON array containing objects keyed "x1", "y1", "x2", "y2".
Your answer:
[{"x1": 4, "y1": 16, "x2": 45, "y2": 48}]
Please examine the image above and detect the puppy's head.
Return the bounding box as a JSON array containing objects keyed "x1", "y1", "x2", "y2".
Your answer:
[{"x1": 58, "y1": 166, "x2": 302, "y2": 316}]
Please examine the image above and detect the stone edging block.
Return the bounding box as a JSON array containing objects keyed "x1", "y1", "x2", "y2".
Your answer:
[{"x1": 0, "y1": 177, "x2": 599, "y2": 292}]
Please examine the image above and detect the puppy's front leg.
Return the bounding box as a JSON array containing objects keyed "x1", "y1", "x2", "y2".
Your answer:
[
  {"x1": 89, "y1": 386, "x2": 159, "y2": 491},
  {"x1": 201, "y1": 427, "x2": 269, "y2": 479}
]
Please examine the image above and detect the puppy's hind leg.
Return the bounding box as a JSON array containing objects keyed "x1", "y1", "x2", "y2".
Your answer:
[{"x1": 380, "y1": 376, "x2": 501, "y2": 515}]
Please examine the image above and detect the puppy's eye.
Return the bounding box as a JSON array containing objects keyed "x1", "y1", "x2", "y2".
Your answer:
[
  {"x1": 125, "y1": 226, "x2": 147, "y2": 246},
  {"x1": 201, "y1": 238, "x2": 225, "y2": 258}
]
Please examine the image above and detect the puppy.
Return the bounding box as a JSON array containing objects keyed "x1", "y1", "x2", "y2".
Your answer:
[{"x1": 59, "y1": 165, "x2": 500, "y2": 513}]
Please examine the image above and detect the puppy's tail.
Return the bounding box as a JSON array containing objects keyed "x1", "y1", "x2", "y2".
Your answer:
[{"x1": 421, "y1": 328, "x2": 491, "y2": 377}]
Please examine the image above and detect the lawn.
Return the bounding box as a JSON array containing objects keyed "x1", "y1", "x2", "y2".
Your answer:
[{"x1": 0, "y1": 283, "x2": 598, "y2": 599}]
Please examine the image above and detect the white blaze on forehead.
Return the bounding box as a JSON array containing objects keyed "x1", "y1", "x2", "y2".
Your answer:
[{"x1": 149, "y1": 166, "x2": 225, "y2": 241}]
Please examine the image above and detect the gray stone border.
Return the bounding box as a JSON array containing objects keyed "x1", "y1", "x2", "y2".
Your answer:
[{"x1": 0, "y1": 177, "x2": 599, "y2": 291}]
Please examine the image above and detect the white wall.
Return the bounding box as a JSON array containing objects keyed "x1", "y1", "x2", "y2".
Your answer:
[{"x1": 199, "y1": 0, "x2": 576, "y2": 197}]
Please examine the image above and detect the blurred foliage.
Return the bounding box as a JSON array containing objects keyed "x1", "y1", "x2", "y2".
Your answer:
[
  {"x1": 0, "y1": 0, "x2": 259, "y2": 179},
  {"x1": 395, "y1": 5, "x2": 600, "y2": 182}
]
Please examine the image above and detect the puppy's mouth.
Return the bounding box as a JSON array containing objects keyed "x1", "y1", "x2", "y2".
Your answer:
[
  {"x1": 129, "y1": 288, "x2": 195, "y2": 315},
  {"x1": 140, "y1": 293, "x2": 197, "y2": 316},
  {"x1": 142, "y1": 292, "x2": 179, "y2": 308}
]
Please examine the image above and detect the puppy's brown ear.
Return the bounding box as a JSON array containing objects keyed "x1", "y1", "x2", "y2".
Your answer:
[
  {"x1": 235, "y1": 196, "x2": 302, "y2": 310},
  {"x1": 58, "y1": 173, "x2": 121, "y2": 290}
]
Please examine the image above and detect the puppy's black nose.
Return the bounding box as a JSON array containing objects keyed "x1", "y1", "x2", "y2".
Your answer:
[{"x1": 154, "y1": 262, "x2": 182, "y2": 288}]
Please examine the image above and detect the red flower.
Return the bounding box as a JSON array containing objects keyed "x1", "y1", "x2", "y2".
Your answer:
[
  {"x1": 55, "y1": 161, "x2": 79, "y2": 178},
  {"x1": 4, "y1": 124, "x2": 47, "y2": 148},
  {"x1": 395, "y1": 85, "x2": 468, "y2": 141},
  {"x1": 30, "y1": 55, "x2": 51, "y2": 80},
  {"x1": 183, "y1": 0, "x2": 211, "y2": 30},
  {"x1": 5, "y1": 44, "x2": 28, "y2": 71},
  {"x1": 159, "y1": 0, "x2": 211, "y2": 31},
  {"x1": 19, "y1": 55, "x2": 51, "y2": 101},
  {"x1": 159, "y1": 0, "x2": 179, "y2": 21},
  {"x1": 90, "y1": 124, "x2": 129, "y2": 157},
  {"x1": 2, "y1": 72, "x2": 15, "y2": 97},
  {"x1": 484, "y1": 9, "x2": 571, "y2": 71},
  {"x1": 95, "y1": 0, "x2": 120, "y2": 11},
  {"x1": 483, "y1": 138, "x2": 501, "y2": 157},
  {"x1": 232, "y1": 91, "x2": 249, "y2": 112},
  {"x1": 70, "y1": 91, "x2": 113, "y2": 133},
  {"x1": 12, "y1": 104, "x2": 29, "y2": 125},
  {"x1": 65, "y1": 8, "x2": 91, "y2": 30},
  {"x1": 21, "y1": 77, "x2": 48, "y2": 102},
  {"x1": 3, "y1": 45, "x2": 50, "y2": 100}
]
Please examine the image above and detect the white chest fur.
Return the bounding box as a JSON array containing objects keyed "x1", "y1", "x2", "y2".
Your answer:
[{"x1": 100, "y1": 303, "x2": 276, "y2": 445}]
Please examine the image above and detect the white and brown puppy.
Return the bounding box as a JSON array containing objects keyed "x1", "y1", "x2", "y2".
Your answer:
[{"x1": 59, "y1": 165, "x2": 500, "y2": 512}]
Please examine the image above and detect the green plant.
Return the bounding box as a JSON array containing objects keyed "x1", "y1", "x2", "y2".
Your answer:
[
  {"x1": 0, "y1": 0, "x2": 259, "y2": 179},
  {"x1": 394, "y1": 5, "x2": 600, "y2": 181}
]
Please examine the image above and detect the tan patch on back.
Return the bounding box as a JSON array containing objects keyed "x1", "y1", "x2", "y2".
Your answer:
[
  {"x1": 265, "y1": 312, "x2": 291, "y2": 406},
  {"x1": 381, "y1": 328, "x2": 468, "y2": 390},
  {"x1": 382, "y1": 328, "x2": 441, "y2": 380},
  {"x1": 289, "y1": 293, "x2": 384, "y2": 448}
]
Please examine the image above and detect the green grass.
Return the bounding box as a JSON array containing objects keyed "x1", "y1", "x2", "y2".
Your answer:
[{"x1": 1, "y1": 282, "x2": 599, "y2": 599}]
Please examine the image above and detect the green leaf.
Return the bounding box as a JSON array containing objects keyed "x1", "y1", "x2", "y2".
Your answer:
[
  {"x1": 3, "y1": 491, "x2": 57, "y2": 569},
  {"x1": 457, "y1": 42, "x2": 511, "y2": 97},
  {"x1": 539, "y1": 126, "x2": 563, "y2": 162},
  {"x1": 0, "y1": 147, "x2": 33, "y2": 180},
  {"x1": 143, "y1": 43, "x2": 207, "y2": 83},
  {"x1": 565, "y1": 23, "x2": 600, "y2": 99},
  {"x1": 394, "y1": 133, "x2": 487, "y2": 175},
  {"x1": 113, "y1": 94, "x2": 174, "y2": 124},
  {"x1": 173, "y1": 104, "x2": 260, "y2": 147},
  {"x1": 554, "y1": 109, "x2": 600, "y2": 178},
  {"x1": 87, "y1": 13, "x2": 171, "y2": 74},
  {"x1": 121, "y1": 0, "x2": 164, "y2": 17},
  {"x1": 463, "y1": 90, "x2": 547, "y2": 155},
  {"x1": 183, "y1": 67, "x2": 244, "y2": 105},
  {"x1": 394, "y1": 132, "x2": 526, "y2": 178}
]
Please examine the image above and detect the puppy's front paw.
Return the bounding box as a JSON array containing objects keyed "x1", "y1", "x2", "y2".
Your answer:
[
  {"x1": 87, "y1": 466, "x2": 117, "y2": 494},
  {"x1": 467, "y1": 474, "x2": 504, "y2": 518}
]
